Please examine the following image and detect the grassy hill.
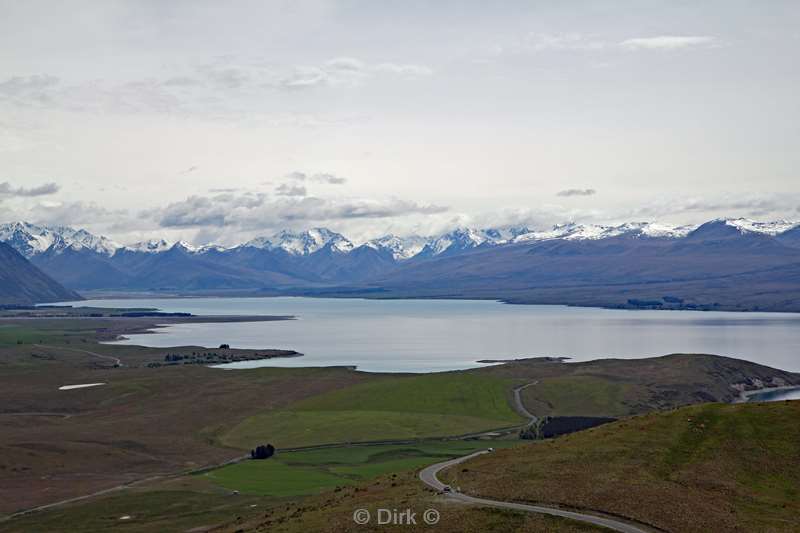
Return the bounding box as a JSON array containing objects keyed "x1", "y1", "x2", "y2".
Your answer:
[
  {"x1": 483, "y1": 353, "x2": 800, "y2": 417},
  {"x1": 443, "y1": 401, "x2": 800, "y2": 532}
]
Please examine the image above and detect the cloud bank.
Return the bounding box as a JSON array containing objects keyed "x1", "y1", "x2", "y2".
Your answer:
[
  {"x1": 0, "y1": 181, "x2": 60, "y2": 197},
  {"x1": 620, "y1": 36, "x2": 716, "y2": 50},
  {"x1": 557, "y1": 188, "x2": 596, "y2": 197},
  {"x1": 153, "y1": 192, "x2": 448, "y2": 231}
]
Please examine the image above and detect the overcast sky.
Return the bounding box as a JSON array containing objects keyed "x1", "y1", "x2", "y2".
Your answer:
[{"x1": 1, "y1": 0, "x2": 798, "y2": 245}]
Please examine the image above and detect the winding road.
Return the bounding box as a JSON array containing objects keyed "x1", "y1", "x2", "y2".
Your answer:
[
  {"x1": 512, "y1": 381, "x2": 539, "y2": 423},
  {"x1": 419, "y1": 451, "x2": 655, "y2": 533}
]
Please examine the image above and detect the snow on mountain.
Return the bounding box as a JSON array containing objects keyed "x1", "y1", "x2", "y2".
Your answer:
[
  {"x1": 482, "y1": 226, "x2": 532, "y2": 243},
  {"x1": 242, "y1": 236, "x2": 272, "y2": 249},
  {"x1": 172, "y1": 241, "x2": 199, "y2": 253},
  {"x1": 0, "y1": 221, "x2": 119, "y2": 257},
  {"x1": 245, "y1": 228, "x2": 353, "y2": 255},
  {"x1": 720, "y1": 218, "x2": 797, "y2": 236},
  {"x1": 365, "y1": 234, "x2": 429, "y2": 260},
  {"x1": 195, "y1": 243, "x2": 228, "y2": 254},
  {"x1": 0, "y1": 222, "x2": 58, "y2": 257},
  {"x1": 610, "y1": 222, "x2": 696, "y2": 239},
  {"x1": 426, "y1": 227, "x2": 491, "y2": 255},
  {"x1": 514, "y1": 222, "x2": 696, "y2": 243},
  {"x1": 2, "y1": 219, "x2": 797, "y2": 264},
  {"x1": 124, "y1": 239, "x2": 173, "y2": 253},
  {"x1": 57, "y1": 227, "x2": 119, "y2": 256}
]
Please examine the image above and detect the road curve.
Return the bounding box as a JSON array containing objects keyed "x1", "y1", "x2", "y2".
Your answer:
[
  {"x1": 512, "y1": 381, "x2": 539, "y2": 422},
  {"x1": 419, "y1": 451, "x2": 655, "y2": 533}
]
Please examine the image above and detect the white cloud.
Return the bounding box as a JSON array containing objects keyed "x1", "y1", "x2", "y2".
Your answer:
[
  {"x1": 288, "y1": 171, "x2": 347, "y2": 185},
  {"x1": 275, "y1": 183, "x2": 307, "y2": 197},
  {"x1": 627, "y1": 192, "x2": 800, "y2": 220},
  {"x1": 0, "y1": 74, "x2": 59, "y2": 98},
  {"x1": 0, "y1": 56, "x2": 434, "y2": 115},
  {"x1": 526, "y1": 33, "x2": 607, "y2": 52},
  {"x1": 277, "y1": 57, "x2": 432, "y2": 90},
  {"x1": 373, "y1": 63, "x2": 434, "y2": 76},
  {"x1": 154, "y1": 191, "x2": 448, "y2": 230},
  {"x1": 0, "y1": 181, "x2": 59, "y2": 197},
  {"x1": 557, "y1": 188, "x2": 596, "y2": 197},
  {"x1": 620, "y1": 36, "x2": 717, "y2": 50}
]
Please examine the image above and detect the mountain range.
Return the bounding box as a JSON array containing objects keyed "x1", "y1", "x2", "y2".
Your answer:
[{"x1": 1, "y1": 218, "x2": 799, "y2": 311}]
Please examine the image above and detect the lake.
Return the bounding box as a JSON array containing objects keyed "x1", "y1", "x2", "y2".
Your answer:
[
  {"x1": 59, "y1": 297, "x2": 800, "y2": 373},
  {"x1": 744, "y1": 387, "x2": 800, "y2": 402}
]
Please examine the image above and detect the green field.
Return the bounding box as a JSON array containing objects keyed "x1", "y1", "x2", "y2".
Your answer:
[
  {"x1": 205, "y1": 440, "x2": 524, "y2": 497},
  {"x1": 520, "y1": 375, "x2": 636, "y2": 417},
  {"x1": 0, "y1": 324, "x2": 78, "y2": 346},
  {"x1": 223, "y1": 372, "x2": 523, "y2": 448}
]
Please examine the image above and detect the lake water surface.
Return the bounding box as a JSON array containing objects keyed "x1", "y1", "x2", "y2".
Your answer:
[
  {"x1": 745, "y1": 387, "x2": 800, "y2": 402},
  {"x1": 60, "y1": 297, "x2": 800, "y2": 373}
]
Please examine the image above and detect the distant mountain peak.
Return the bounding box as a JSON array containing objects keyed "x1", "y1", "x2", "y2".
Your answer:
[
  {"x1": 0, "y1": 221, "x2": 119, "y2": 258},
  {"x1": 366, "y1": 234, "x2": 428, "y2": 260},
  {"x1": 714, "y1": 218, "x2": 797, "y2": 236},
  {"x1": 514, "y1": 221, "x2": 696, "y2": 243},
  {"x1": 245, "y1": 227, "x2": 353, "y2": 255},
  {"x1": 172, "y1": 241, "x2": 198, "y2": 253},
  {"x1": 124, "y1": 239, "x2": 173, "y2": 253}
]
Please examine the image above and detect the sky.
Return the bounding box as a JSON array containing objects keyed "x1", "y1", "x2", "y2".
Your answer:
[{"x1": 1, "y1": 0, "x2": 799, "y2": 246}]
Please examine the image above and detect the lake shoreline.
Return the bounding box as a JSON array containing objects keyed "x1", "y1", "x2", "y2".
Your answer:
[
  {"x1": 734, "y1": 385, "x2": 800, "y2": 403},
  {"x1": 71, "y1": 290, "x2": 800, "y2": 315}
]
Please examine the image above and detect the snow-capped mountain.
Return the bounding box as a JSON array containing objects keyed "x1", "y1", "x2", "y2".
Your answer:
[
  {"x1": 172, "y1": 241, "x2": 199, "y2": 253},
  {"x1": 246, "y1": 228, "x2": 354, "y2": 255},
  {"x1": 124, "y1": 239, "x2": 173, "y2": 253},
  {"x1": 2, "y1": 218, "x2": 798, "y2": 264},
  {"x1": 365, "y1": 234, "x2": 428, "y2": 260},
  {"x1": 483, "y1": 226, "x2": 532, "y2": 242},
  {"x1": 419, "y1": 227, "x2": 493, "y2": 257},
  {"x1": 415, "y1": 226, "x2": 535, "y2": 257},
  {"x1": 1, "y1": 218, "x2": 798, "y2": 308},
  {"x1": 514, "y1": 221, "x2": 696, "y2": 243},
  {"x1": 0, "y1": 221, "x2": 119, "y2": 258},
  {"x1": 709, "y1": 218, "x2": 797, "y2": 236}
]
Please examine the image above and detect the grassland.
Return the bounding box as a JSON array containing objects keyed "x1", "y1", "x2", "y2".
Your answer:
[
  {"x1": 0, "y1": 318, "x2": 372, "y2": 515},
  {"x1": 519, "y1": 375, "x2": 634, "y2": 417},
  {"x1": 4, "y1": 469, "x2": 608, "y2": 533},
  {"x1": 205, "y1": 440, "x2": 524, "y2": 497},
  {"x1": 1, "y1": 488, "x2": 268, "y2": 533},
  {"x1": 484, "y1": 353, "x2": 800, "y2": 417},
  {"x1": 222, "y1": 373, "x2": 524, "y2": 448},
  {"x1": 442, "y1": 401, "x2": 800, "y2": 532},
  {"x1": 3, "y1": 314, "x2": 800, "y2": 530}
]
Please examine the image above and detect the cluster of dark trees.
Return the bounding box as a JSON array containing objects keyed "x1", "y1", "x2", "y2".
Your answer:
[
  {"x1": 147, "y1": 352, "x2": 224, "y2": 367},
  {"x1": 163, "y1": 351, "x2": 227, "y2": 362},
  {"x1": 520, "y1": 416, "x2": 616, "y2": 440},
  {"x1": 626, "y1": 296, "x2": 718, "y2": 310},
  {"x1": 251, "y1": 444, "x2": 275, "y2": 460},
  {"x1": 146, "y1": 350, "x2": 272, "y2": 368}
]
